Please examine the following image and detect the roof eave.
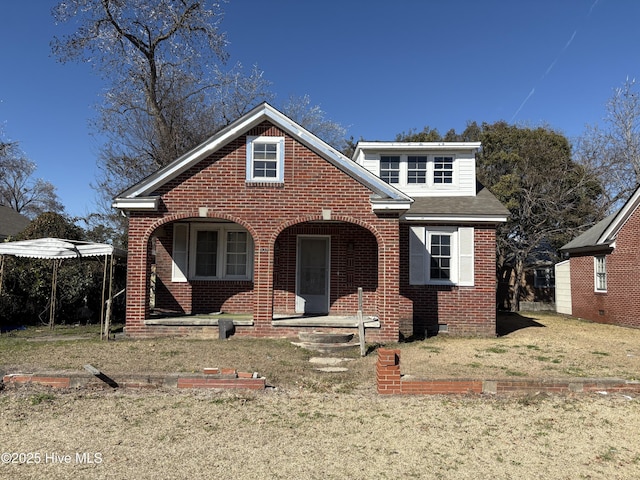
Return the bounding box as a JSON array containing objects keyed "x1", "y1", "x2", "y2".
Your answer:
[
  {"x1": 112, "y1": 196, "x2": 160, "y2": 211},
  {"x1": 402, "y1": 214, "x2": 508, "y2": 223}
]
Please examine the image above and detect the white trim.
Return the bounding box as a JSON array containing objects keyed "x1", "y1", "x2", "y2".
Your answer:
[
  {"x1": 295, "y1": 235, "x2": 331, "y2": 314},
  {"x1": 245, "y1": 136, "x2": 285, "y2": 183},
  {"x1": 371, "y1": 201, "x2": 413, "y2": 211},
  {"x1": 408, "y1": 226, "x2": 475, "y2": 286},
  {"x1": 112, "y1": 197, "x2": 159, "y2": 211},
  {"x1": 403, "y1": 214, "x2": 508, "y2": 223},
  {"x1": 113, "y1": 103, "x2": 412, "y2": 209},
  {"x1": 354, "y1": 141, "x2": 481, "y2": 154},
  {"x1": 187, "y1": 223, "x2": 253, "y2": 281},
  {"x1": 594, "y1": 255, "x2": 607, "y2": 293},
  {"x1": 598, "y1": 186, "x2": 640, "y2": 244}
]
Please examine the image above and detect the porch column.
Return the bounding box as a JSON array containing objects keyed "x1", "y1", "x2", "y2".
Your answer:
[
  {"x1": 125, "y1": 217, "x2": 153, "y2": 336},
  {"x1": 252, "y1": 238, "x2": 274, "y2": 335},
  {"x1": 378, "y1": 221, "x2": 401, "y2": 342}
]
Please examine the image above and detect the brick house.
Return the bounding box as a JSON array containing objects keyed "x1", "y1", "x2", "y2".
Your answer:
[
  {"x1": 113, "y1": 103, "x2": 508, "y2": 341},
  {"x1": 559, "y1": 185, "x2": 640, "y2": 328}
]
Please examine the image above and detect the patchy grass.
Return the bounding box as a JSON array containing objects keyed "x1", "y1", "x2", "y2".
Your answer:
[{"x1": 2, "y1": 312, "x2": 640, "y2": 389}]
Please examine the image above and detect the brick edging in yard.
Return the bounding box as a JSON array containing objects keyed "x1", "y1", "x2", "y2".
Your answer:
[
  {"x1": 2, "y1": 369, "x2": 266, "y2": 391},
  {"x1": 376, "y1": 348, "x2": 640, "y2": 395}
]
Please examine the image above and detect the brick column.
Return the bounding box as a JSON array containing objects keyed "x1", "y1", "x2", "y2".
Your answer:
[
  {"x1": 252, "y1": 238, "x2": 274, "y2": 336},
  {"x1": 124, "y1": 217, "x2": 152, "y2": 336},
  {"x1": 376, "y1": 348, "x2": 401, "y2": 394},
  {"x1": 377, "y1": 220, "x2": 401, "y2": 342}
]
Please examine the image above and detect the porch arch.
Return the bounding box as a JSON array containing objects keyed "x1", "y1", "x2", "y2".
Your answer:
[
  {"x1": 271, "y1": 216, "x2": 385, "y2": 318},
  {"x1": 141, "y1": 210, "x2": 259, "y2": 317}
]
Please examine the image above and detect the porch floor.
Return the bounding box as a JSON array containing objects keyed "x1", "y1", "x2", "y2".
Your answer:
[{"x1": 144, "y1": 311, "x2": 380, "y2": 328}]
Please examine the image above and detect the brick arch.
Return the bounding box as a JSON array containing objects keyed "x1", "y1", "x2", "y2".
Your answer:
[
  {"x1": 140, "y1": 210, "x2": 260, "y2": 247},
  {"x1": 270, "y1": 214, "x2": 385, "y2": 249}
]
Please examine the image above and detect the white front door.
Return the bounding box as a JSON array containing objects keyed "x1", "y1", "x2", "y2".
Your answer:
[{"x1": 296, "y1": 236, "x2": 330, "y2": 314}]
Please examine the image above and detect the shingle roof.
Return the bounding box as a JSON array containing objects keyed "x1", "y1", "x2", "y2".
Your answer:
[
  {"x1": 560, "y1": 214, "x2": 616, "y2": 253},
  {"x1": 403, "y1": 184, "x2": 509, "y2": 221},
  {"x1": 0, "y1": 205, "x2": 30, "y2": 240},
  {"x1": 561, "y1": 184, "x2": 640, "y2": 254}
]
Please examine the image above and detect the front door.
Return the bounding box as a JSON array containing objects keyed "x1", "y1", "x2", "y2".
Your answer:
[{"x1": 296, "y1": 236, "x2": 330, "y2": 314}]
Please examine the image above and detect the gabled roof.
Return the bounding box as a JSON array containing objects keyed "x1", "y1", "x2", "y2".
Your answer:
[
  {"x1": 0, "y1": 205, "x2": 30, "y2": 240},
  {"x1": 561, "y1": 184, "x2": 640, "y2": 254},
  {"x1": 113, "y1": 102, "x2": 412, "y2": 211}
]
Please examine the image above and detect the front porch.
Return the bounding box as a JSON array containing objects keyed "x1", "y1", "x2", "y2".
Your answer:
[{"x1": 143, "y1": 311, "x2": 381, "y2": 329}]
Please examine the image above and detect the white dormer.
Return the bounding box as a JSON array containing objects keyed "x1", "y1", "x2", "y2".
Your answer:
[{"x1": 352, "y1": 142, "x2": 480, "y2": 197}]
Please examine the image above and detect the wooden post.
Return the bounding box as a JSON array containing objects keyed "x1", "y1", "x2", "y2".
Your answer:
[{"x1": 357, "y1": 287, "x2": 366, "y2": 357}]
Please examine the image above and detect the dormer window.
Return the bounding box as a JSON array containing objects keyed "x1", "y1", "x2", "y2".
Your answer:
[
  {"x1": 433, "y1": 156, "x2": 454, "y2": 184},
  {"x1": 407, "y1": 156, "x2": 427, "y2": 184},
  {"x1": 246, "y1": 136, "x2": 285, "y2": 183},
  {"x1": 377, "y1": 154, "x2": 458, "y2": 188},
  {"x1": 380, "y1": 156, "x2": 400, "y2": 184}
]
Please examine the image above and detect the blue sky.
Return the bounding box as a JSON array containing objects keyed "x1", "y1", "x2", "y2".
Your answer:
[{"x1": 0, "y1": 0, "x2": 637, "y2": 218}]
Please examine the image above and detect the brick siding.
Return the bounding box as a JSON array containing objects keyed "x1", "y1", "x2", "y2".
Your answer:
[
  {"x1": 124, "y1": 121, "x2": 499, "y2": 341},
  {"x1": 569, "y1": 206, "x2": 640, "y2": 329}
]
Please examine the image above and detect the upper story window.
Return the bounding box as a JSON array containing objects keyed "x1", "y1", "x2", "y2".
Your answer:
[
  {"x1": 246, "y1": 136, "x2": 285, "y2": 183},
  {"x1": 380, "y1": 156, "x2": 400, "y2": 184},
  {"x1": 376, "y1": 154, "x2": 457, "y2": 188},
  {"x1": 433, "y1": 156, "x2": 454, "y2": 184},
  {"x1": 594, "y1": 255, "x2": 607, "y2": 292},
  {"x1": 407, "y1": 156, "x2": 427, "y2": 184}
]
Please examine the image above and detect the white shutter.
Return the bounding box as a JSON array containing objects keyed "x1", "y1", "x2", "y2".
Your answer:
[
  {"x1": 409, "y1": 226, "x2": 427, "y2": 285},
  {"x1": 172, "y1": 224, "x2": 189, "y2": 282},
  {"x1": 458, "y1": 227, "x2": 474, "y2": 286}
]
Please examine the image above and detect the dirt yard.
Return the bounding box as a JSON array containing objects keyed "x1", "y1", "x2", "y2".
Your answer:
[{"x1": 1, "y1": 312, "x2": 640, "y2": 479}]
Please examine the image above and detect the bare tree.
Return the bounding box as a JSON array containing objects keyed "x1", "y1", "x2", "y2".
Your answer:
[
  {"x1": 0, "y1": 141, "x2": 64, "y2": 218},
  {"x1": 574, "y1": 78, "x2": 640, "y2": 211},
  {"x1": 52, "y1": 0, "x2": 272, "y2": 202},
  {"x1": 280, "y1": 95, "x2": 347, "y2": 150}
]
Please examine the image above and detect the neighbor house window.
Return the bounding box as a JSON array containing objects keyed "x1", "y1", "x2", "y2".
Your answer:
[
  {"x1": 380, "y1": 155, "x2": 400, "y2": 184},
  {"x1": 594, "y1": 255, "x2": 607, "y2": 292},
  {"x1": 246, "y1": 136, "x2": 285, "y2": 182},
  {"x1": 534, "y1": 268, "x2": 555, "y2": 288},
  {"x1": 409, "y1": 226, "x2": 474, "y2": 286},
  {"x1": 407, "y1": 155, "x2": 427, "y2": 184},
  {"x1": 433, "y1": 156, "x2": 454, "y2": 184}
]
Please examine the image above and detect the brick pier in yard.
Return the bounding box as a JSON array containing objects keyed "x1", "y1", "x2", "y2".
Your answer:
[
  {"x1": 2, "y1": 368, "x2": 266, "y2": 391},
  {"x1": 376, "y1": 348, "x2": 640, "y2": 395}
]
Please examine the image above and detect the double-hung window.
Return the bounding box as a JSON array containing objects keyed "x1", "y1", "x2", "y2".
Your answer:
[
  {"x1": 380, "y1": 156, "x2": 400, "y2": 184},
  {"x1": 429, "y1": 234, "x2": 451, "y2": 280},
  {"x1": 594, "y1": 255, "x2": 607, "y2": 292},
  {"x1": 433, "y1": 156, "x2": 454, "y2": 184},
  {"x1": 407, "y1": 155, "x2": 427, "y2": 184},
  {"x1": 172, "y1": 224, "x2": 253, "y2": 281},
  {"x1": 409, "y1": 226, "x2": 474, "y2": 286},
  {"x1": 246, "y1": 136, "x2": 285, "y2": 182}
]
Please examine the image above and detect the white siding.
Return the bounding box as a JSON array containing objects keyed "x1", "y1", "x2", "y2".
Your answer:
[
  {"x1": 354, "y1": 148, "x2": 477, "y2": 197},
  {"x1": 555, "y1": 260, "x2": 572, "y2": 315}
]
